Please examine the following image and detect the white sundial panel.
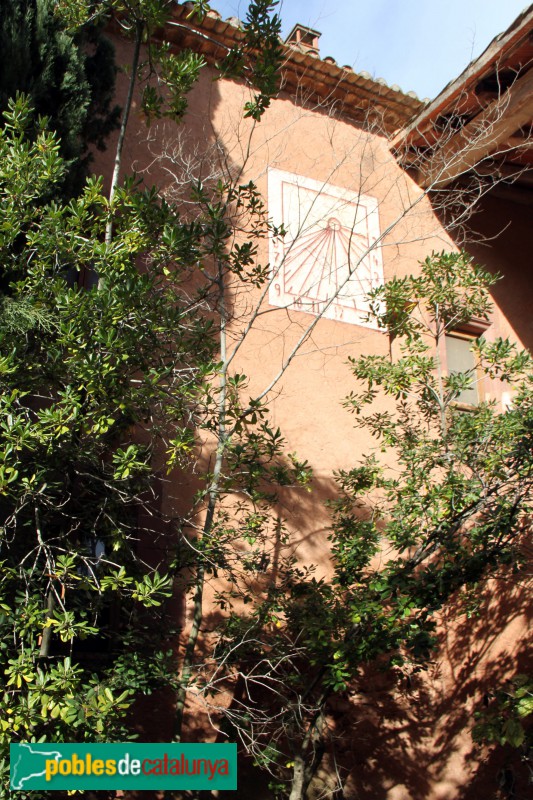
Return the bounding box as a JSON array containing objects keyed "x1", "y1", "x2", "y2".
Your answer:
[{"x1": 268, "y1": 168, "x2": 384, "y2": 327}]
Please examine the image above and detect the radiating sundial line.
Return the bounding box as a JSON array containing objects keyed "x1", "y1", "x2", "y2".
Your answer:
[
  {"x1": 282, "y1": 226, "x2": 328, "y2": 259},
  {"x1": 285, "y1": 229, "x2": 331, "y2": 298},
  {"x1": 321, "y1": 226, "x2": 338, "y2": 298},
  {"x1": 314, "y1": 228, "x2": 337, "y2": 300}
]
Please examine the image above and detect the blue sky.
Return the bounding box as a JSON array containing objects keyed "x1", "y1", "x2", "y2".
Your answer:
[{"x1": 211, "y1": 0, "x2": 530, "y2": 99}]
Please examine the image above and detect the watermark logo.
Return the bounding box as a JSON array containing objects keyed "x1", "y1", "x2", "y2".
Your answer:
[{"x1": 10, "y1": 743, "x2": 237, "y2": 790}]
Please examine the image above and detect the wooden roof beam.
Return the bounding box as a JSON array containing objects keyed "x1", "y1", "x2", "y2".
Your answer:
[{"x1": 417, "y1": 66, "x2": 533, "y2": 189}]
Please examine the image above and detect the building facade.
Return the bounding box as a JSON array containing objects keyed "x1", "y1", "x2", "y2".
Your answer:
[{"x1": 94, "y1": 5, "x2": 533, "y2": 798}]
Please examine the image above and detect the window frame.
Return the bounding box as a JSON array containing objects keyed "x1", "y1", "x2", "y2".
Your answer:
[{"x1": 442, "y1": 317, "x2": 491, "y2": 410}]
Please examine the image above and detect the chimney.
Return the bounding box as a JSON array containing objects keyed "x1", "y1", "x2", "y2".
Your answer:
[{"x1": 285, "y1": 24, "x2": 321, "y2": 57}]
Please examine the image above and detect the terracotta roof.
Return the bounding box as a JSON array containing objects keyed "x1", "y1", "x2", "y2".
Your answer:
[{"x1": 161, "y1": 3, "x2": 424, "y2": 134}]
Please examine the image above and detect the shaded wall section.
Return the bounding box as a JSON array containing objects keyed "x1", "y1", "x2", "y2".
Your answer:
[{"x1": 465, "y1": 189, "x2": 533, "y2": 351}]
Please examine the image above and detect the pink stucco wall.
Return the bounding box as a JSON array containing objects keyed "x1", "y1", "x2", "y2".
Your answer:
[{"x1": 91, "y1": 35, "x2": 531, "y2": 800}]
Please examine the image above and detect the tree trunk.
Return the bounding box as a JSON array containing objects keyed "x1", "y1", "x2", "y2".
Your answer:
[
  {"x1": 288, "y1": 754, "x2": 308, "y2": 800},
  {"x1": 103, "y1": 18, "x2": 144, "y2": 251},
  {"x1": 288, "y1": 708, "x2": 327, "y2": 800},
  {"x1": 39, "y1": 590, "x2": 55, "y2": 657},
  {"x1": 173, "y1": 260, "x2": 228, "y2": 741}
]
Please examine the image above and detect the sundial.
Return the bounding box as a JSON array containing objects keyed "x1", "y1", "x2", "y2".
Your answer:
[{"x1": 268, "y1": 169, "x2": 383, "y2": 327}]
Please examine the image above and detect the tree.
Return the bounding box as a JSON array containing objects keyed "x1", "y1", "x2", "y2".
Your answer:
[
  {"x1": 0, "y1": 2, "x2": 289, "y2": 797},
  {"x1": 196, "y1": 252, "x2": 532, "y2": 799},
  {"x1": 0, "y1": 0, "x2": 119, "y2": 198},
  {"x1": 0, "y1": 94, "x2": 216, "y2": 797}
]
